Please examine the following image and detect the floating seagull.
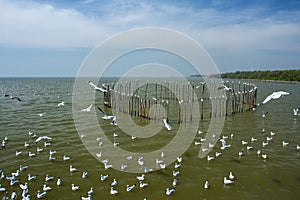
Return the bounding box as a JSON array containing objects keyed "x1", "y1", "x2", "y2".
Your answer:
[
  {"x1": 251, "y1": 137, "x2": 258, "y2": 142},
  {"x1": 166, "y1": 188, "x2": 175, "y2": 195},
  {"x1": 43, "y1": 184, "x2": 52, "y2": 191},
  {"x1": 37, "y1": 190, "x2": 46, "y2": 199},
  {"x1": 57, "y1": 177, "x2": 62, "y2": 186},
  {"x1": 139, "y1": 181, "x2": 149, "y2": 188},
  {"x1": 216, "y1": 152, "x2": 222, "y2": 157},
  {"x1": 81, "y1": 104, "x2": 93, "y2": 112},
  {"x1": 229, "y1": 172, "x2": 235, "y2": 180},
  {"x1": 126, "y1": 184, "x2": 136, "y2": 192},
  {"x1": 293, "y1": 108, "x2": 299, "y2": 116},
  {"x1": 69, "y1": 165, "x2": 77, "y2": 172},
  {"x1": 16, "y1": 151, "x2": 22, "y2": 156},
  {"x1": 207, "y1": 155, "x2": 214, "y2": 161},
  {"x1": 224, "y1": 177, "x2": 234, "y2": 185},
  {"x1": 162, "y1": 118, "x2": 171, "y2": 131},
  {"x1": 28, "y1": 174, "x2": 36, "y2": 181},
  {"x1": 58, "y1": 101, "x2": 65, "y2": 107},
  {"x1": 19, "y1": 165, "x2": 28, "y2": 171},
  {"x1": 19, "y1": 182, "x2": 28, "y2": 190},
  {"x1": 204, "y1": 180, "x2": 209, "y2": 189},
  {"x1": 282, "y1": 141, "x2": 289, "y2": 147},
  {"x1": 72, "y1": 184, "x2": 80, "y2": 191},
  {"x1": 110, "y1": 116, "x2": 117, "y2": 126},
  {"x1": 174, "y1": 163, "x2": 181, "y2": 169},
  {"x1": 81, "y1": 195, "x2": 92, "y2": 200},
  {"x1": 172, "y1": 178, "x2": 178, "y2": 187},
  {"x1": 11, "y1": 191, "x2": 17, "y2": 200},
  {"x1": 100, "y1": 174, "x2": 109, "y2": 181},
  {"x1": 82, "y1": 171, "x2": 88, "y2": 179},
  {"x1": 111, "y1": 178, "x2": 117, "y2": 187},
  {"x1": 88, "y1": 81, "x2": 107, "y2": 92},
  {"x1": 87, "y1": 187, "x2": 94, "y2": 196},
  {"x1": 261, "y1": 154, "x2": 268, "y2": 159},
  {"x1": 262, "y1": 111, "x2": 268, "y2": 118},
  {"x1": 63, "y1": 155, "x2": 70, "y2": 161},
  {"x1": 97, "y1": 106, "x2": 115, "y2": 120},
  {"x1": 37, "y1": 112, "x2": 46, "y2": 117},
  {"x1": 110, "y1": 187, "x2": 118, "y2": 195},
  {"x1": 45, "y1": 174, "x2": 54, "y2": 182},
  {"x1": 262, "y1": 91, "x2": 290, "y2": 104},
  {"x1": 296, "y1": 145, "x2": 300, "y2": 150},
  {"x1": 172, "y1": 171, "x2": 180, "y2": 177},
  {"x1": 176, "y1": 156, "x2": 183, "y2": 163},
  {"x1": 5, "y1": 94, "x2": 21, "y2": 101},
  {"x1": 137, "y1": 174, "x2": 145, "y2": 181}
]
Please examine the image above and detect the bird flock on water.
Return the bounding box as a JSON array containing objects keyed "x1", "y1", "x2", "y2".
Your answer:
[{"x1": 1, "y1": 80, "x2": 299, "y2": 200}]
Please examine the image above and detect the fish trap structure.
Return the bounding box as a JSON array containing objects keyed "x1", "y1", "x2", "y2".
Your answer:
[{"x1": 102, "y1": 78, "x2": 257, "y2": 123}]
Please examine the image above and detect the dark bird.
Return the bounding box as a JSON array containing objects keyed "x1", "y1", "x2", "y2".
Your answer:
[{"x1": 5, "y1": 94, "x2": 21, "y2": 101}]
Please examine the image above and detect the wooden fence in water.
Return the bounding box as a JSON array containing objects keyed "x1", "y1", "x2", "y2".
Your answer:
[{"x1": 102, "y1": 79, "x2": 257, "y2": 123}]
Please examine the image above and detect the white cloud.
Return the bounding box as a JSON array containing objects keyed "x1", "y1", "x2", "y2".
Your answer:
[{"x1": 0, "y1": 0, "x2": 299, "y2": 57}]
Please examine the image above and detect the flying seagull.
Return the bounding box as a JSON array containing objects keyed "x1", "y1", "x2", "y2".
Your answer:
[
  {"x1": 88, "y1": 81, "x2": 107, "y2": 93},
  {"x1": 4, "y1": 94, "x2": 21, "y2": 101},
  {"x1": 262, "y1": 91, "x2": 290, "y2": 104},
  {"x1": 35, "y1": 136, "x2": 52, "y2": 143},
  {"x1": 162, "y1": 118, "x2": 171, "y2": 131},
  {"x1": 97, "y1": 106, "x2": 115, "y2": 120},
  {"x1": 81, "y1": 104, "x2": 93, "y2": 112}
]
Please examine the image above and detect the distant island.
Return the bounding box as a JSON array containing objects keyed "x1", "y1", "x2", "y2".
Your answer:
[{"x1": 220, "y1": 69, "x2": 300, "y2": 82}]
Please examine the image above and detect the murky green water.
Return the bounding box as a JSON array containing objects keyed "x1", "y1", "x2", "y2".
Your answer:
[{"x1": 0, "y1": 78, "x2": 299, "y2": 200}]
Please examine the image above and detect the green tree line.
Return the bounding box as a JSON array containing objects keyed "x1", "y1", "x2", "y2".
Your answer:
[{"x1": 221, "y1": 70, "x2": 300, "y2": 82}]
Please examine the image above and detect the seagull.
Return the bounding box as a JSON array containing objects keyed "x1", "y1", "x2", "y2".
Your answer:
[
  {"x1": 126, "y1": 184, "x2": 136, "y2": 192},
  {"x1": 37, "y1": 190, "x2": 46, "y2": 199},
  {"x1": 19, "y1": 182, "x2": 28, "y2": 190},
  {"x1": 139, "y1": 181, "x2": 149, "y2": 188},
  {"x1": 43, "y1": 184, "x2": 52, "y2": 191},
  {"x1": 217, "y1": 85, "x2": 232, "y2": 91},
  {"x1": 81, "y1": 195, "x2": 92, "y2": 200},
  {"x1": 58, "y1": 101, "x2": 65, "y2": 107},
  {"x1": 110, "y1": 116, "x2": 117, "y2": 125},
  {"x1": 63, "y1": 155, "x2": 70, "y2": 161},
  {"x1": 88, "y1": 81, "x2": 107, "y2": 92},
  {"x1": 110, "y1": 187, "x2": 118, "y2": 195},
  {"x1": 100, "y1": 174, "x2": 109, "y2": 181},
  {"x1": 223, "y1": 177, "x2": 234, "y2": 185},
  {"x1": 176, "y1": 156, "x2": 183, "y2": 163},
  {"x1": 282, "y1": 141, "x2": 289, "y2": 147},
  {"x1": 172, "y1": 171, "x2": 180, "y2": 177},
  {"x1": 137, "y1": 174, "x2": 145, "y2": 181},
  {"x1": 87, "y1": 187, "x2": 93, "y2": 196},
  {"x1": 28, "y1": 174, "x2": 36, "y2": 181},
  {"x1": 262, "y1": 111, "x2": 268, "y2": 118},
  {"x1": 229, "y1": 172, "x2": 235, "y2": 180},
  {"x1": 72, "y1": 184, "x2": 80, "y2": 191},
  {"x1": 97, "y1": 106, "x2": 115, "y2": 120},
  {"x1": 45, "y1": 174, "x2": 54, "y2": 182},
  {"x1": 69, "y1": 165, "x2": 77, "y2": 172},
  {"x1": 162, "y1": 118, "x2": 171, "y2": 131},
  {"x1": 262, "y1": 91, "x2": 290, "y2": 104},
  {"x1": 172, "y1": 178, "x2": 178, "y2": 187},
  {"x1": 11, "y1": 191, "x2": 17, "y2": 200},
  {"x1": 37, "y1": 112, "x2": 46, "y2": 117},
  {"x1": 207, "y1": 155, "x2": 214, "y2": 161},
  {"x1": 57, "y1": 177, "x2": 62, "y2": 186},
  {"x1": 16, "y1": 151, "x2": 22, "y2": 156},
  {"x1": 82, "y1": 171, "x2": 88, "y2": 179},
  {"x1": 81, "y1": 104, "x2": 93, "y2": 112},
  {"x1": 35, "y1": 136, "x2": 52, "y2": 143},
  {"x1": 216, "y1": 152, "x2": 222, "y2": 157},
  {"x1": 166, "y1": 188, "x2": 175, "y2": 195},
  {"x1": 204, "y1": 180, "x2": 209, "y2": 189},
  {"x1": 261, "y1": 154, "x2": 268, "y2": 159},
  {"x1": 251, "y1": 137, "x2": 258, "y2": 142},
  {"x1": 293, "y1": 108, "x2": 299, "y2": 116},
  {"x1": 111, "y1": 178, "x2": 117, "y2": 187},
  {"x1": 4, "y1": 94, "x2": 21, "y2": 101}
]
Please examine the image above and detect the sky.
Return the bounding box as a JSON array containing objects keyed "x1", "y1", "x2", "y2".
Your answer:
[{"x1": 0, "y1": 0, "x2": 300, "y2": 77}]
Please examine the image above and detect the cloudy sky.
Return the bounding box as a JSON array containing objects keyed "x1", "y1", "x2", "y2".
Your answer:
[{"x1": 0, "y1": 0, "x2": 299, "y2": 77}]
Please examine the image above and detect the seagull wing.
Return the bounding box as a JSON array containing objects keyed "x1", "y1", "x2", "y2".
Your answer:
[
  {"x1": 12, "y1": 96, "x2": 22, "y2": 101},
  {"x1": 97, "y1": 106, "x2": 107, "y2": 116},
  {"x1": 262, "y1": 93, "x2": 275, "y2": 104},
  {"x1": 88, "y1": 81, "x2": 107, "y2": 92}
]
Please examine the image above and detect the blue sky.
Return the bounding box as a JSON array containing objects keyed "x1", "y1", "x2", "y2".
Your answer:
[{"x1": 0, "y1": 0, "x2": 299, "y2": 77}]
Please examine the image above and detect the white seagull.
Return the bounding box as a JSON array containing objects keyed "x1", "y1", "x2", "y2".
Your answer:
[
  {"x1": 81, "y1": 104, "x2": 93, "y2": 112},
  {"x1": 162, "y1": 118, "x2": 171, "y2": 131},
  {"x1": 58, "y1": 101, "x2": 65, "y2": 107},
  {"x1": 262, "y1": 91, "x2": 290, "y2": 104},
  {"x1": 35, "y1": 136, "x2": 52, "y2": 143},
  {"x1": 97, "y1": 106, "x2": 115, "y2": 120},
  {"x1": 88, "y1": 81, "x2": 107, "y2": 92}
]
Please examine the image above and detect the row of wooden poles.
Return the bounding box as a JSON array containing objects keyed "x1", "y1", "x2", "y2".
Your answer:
[{"x1": 102, "y1": 79, "x2": 257, "y2": 123}]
